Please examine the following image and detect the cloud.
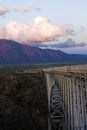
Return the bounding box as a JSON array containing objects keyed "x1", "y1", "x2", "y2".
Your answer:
[
  {"x1": 13, "y1": 7, "x2": 40, "y2": 13},
  {"x1": 57, "y1": 39, "x2": 86, "y2": 48},
  {"x1": 13, "y1": 2, "x2": 41, "y2": 13},
  {"x1": 0, "y1": 2, "x2": 40, "y2": 16},
  {"x1": 0, "y1": 3, "x2": 40, "y2": 16},
  {"x1": 37, "y1": 39, "x2": 86, "y2": 48},
  {"x1": 13, "y1": 8, "x2": 29, "y2": 12},
  {"x1": 0, "y1": 16, "x2": 74, "y2": 43},
  {"x1": 0, "y1": 7, "x2": 9, "y2": 16}
]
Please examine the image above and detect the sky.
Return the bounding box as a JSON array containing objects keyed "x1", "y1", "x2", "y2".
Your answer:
[{"x1": 0, "y1": 0, "x2": 87, "y2": 54}]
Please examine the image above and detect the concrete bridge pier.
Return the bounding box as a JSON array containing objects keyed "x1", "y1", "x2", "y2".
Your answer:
[
  {"x1": 44, "y1": 64, "x2": 87, "y2": 130},
  {"x1": 46, "y1": 73, "x2": 55, "y2": 130},
  {"x1": 55, "y1": 75, "x2": 87, "y2": 130},
  {"x1": 46, "y1": 73, "x2": 66, "y2": 130}
]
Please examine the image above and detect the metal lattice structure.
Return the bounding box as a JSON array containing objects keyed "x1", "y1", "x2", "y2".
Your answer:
[
  {"x1": 50, "y1": 85, "x2": 65, "y2": 130},
  {"x1": 44, "y1": 64, "x2": 87, "y2": 130}
]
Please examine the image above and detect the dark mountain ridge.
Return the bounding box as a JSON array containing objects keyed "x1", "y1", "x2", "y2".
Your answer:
[{"x1": 0, "y1": 39, "x2": 87, "y2": 64}]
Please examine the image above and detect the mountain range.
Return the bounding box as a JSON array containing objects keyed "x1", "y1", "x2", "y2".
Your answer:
[{"x1": 0, "y1": 39, "x2": 87, "y2": 65}]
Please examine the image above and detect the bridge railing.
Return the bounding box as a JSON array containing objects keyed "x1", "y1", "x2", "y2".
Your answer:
[{"x1": 44, "y1": 64, "x2": 87, "y2": 75}]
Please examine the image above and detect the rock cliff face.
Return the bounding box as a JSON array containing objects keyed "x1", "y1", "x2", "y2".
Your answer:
[{"x1": 0, "y1": 39, "x2": 87, "y2": 64}]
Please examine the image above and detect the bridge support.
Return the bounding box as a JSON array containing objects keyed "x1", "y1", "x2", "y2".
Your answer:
[
  {"x1": 55, "y1": 75, "x2": 87, "y2": 130},
  {"x1": 46, "y1": 73, "x2": 66, "y2": 130},
  {"x1": 44, "y1": 65, "x2": 87, "y2": 130}
]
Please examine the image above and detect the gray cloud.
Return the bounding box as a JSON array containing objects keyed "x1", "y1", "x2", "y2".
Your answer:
[
  {"x1": 0, "y1": 7, "x2": 10, "y2": 16},
  {"x1": 56, "y1": 39, "x2": 86, "y2": 48},
  {"x1": 35, "y1": 39, "x2": 86, "y2": 48}
]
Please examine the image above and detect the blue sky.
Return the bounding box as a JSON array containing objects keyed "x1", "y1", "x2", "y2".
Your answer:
[{"x1": 0, "y1": 0, "x2": 87, "y2": 54}]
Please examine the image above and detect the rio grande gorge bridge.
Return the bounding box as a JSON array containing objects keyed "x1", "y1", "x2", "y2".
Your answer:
[{"x1": 44, "y1": 64, "x2": 87, "y2": 130}]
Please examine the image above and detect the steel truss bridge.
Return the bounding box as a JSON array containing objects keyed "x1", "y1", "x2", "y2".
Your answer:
[{"x1": 44, "y1": 64, "x2": 87, "y2": 130}]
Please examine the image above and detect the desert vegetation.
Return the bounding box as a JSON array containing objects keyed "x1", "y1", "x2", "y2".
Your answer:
[{"x1": 0, "y1": 70, "x2": 48, "y2": 130}]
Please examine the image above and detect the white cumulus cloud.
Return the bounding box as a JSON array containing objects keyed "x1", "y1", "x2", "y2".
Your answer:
[{"x1": 0, "y1": 16, "x2": 74, "y2": 44}]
